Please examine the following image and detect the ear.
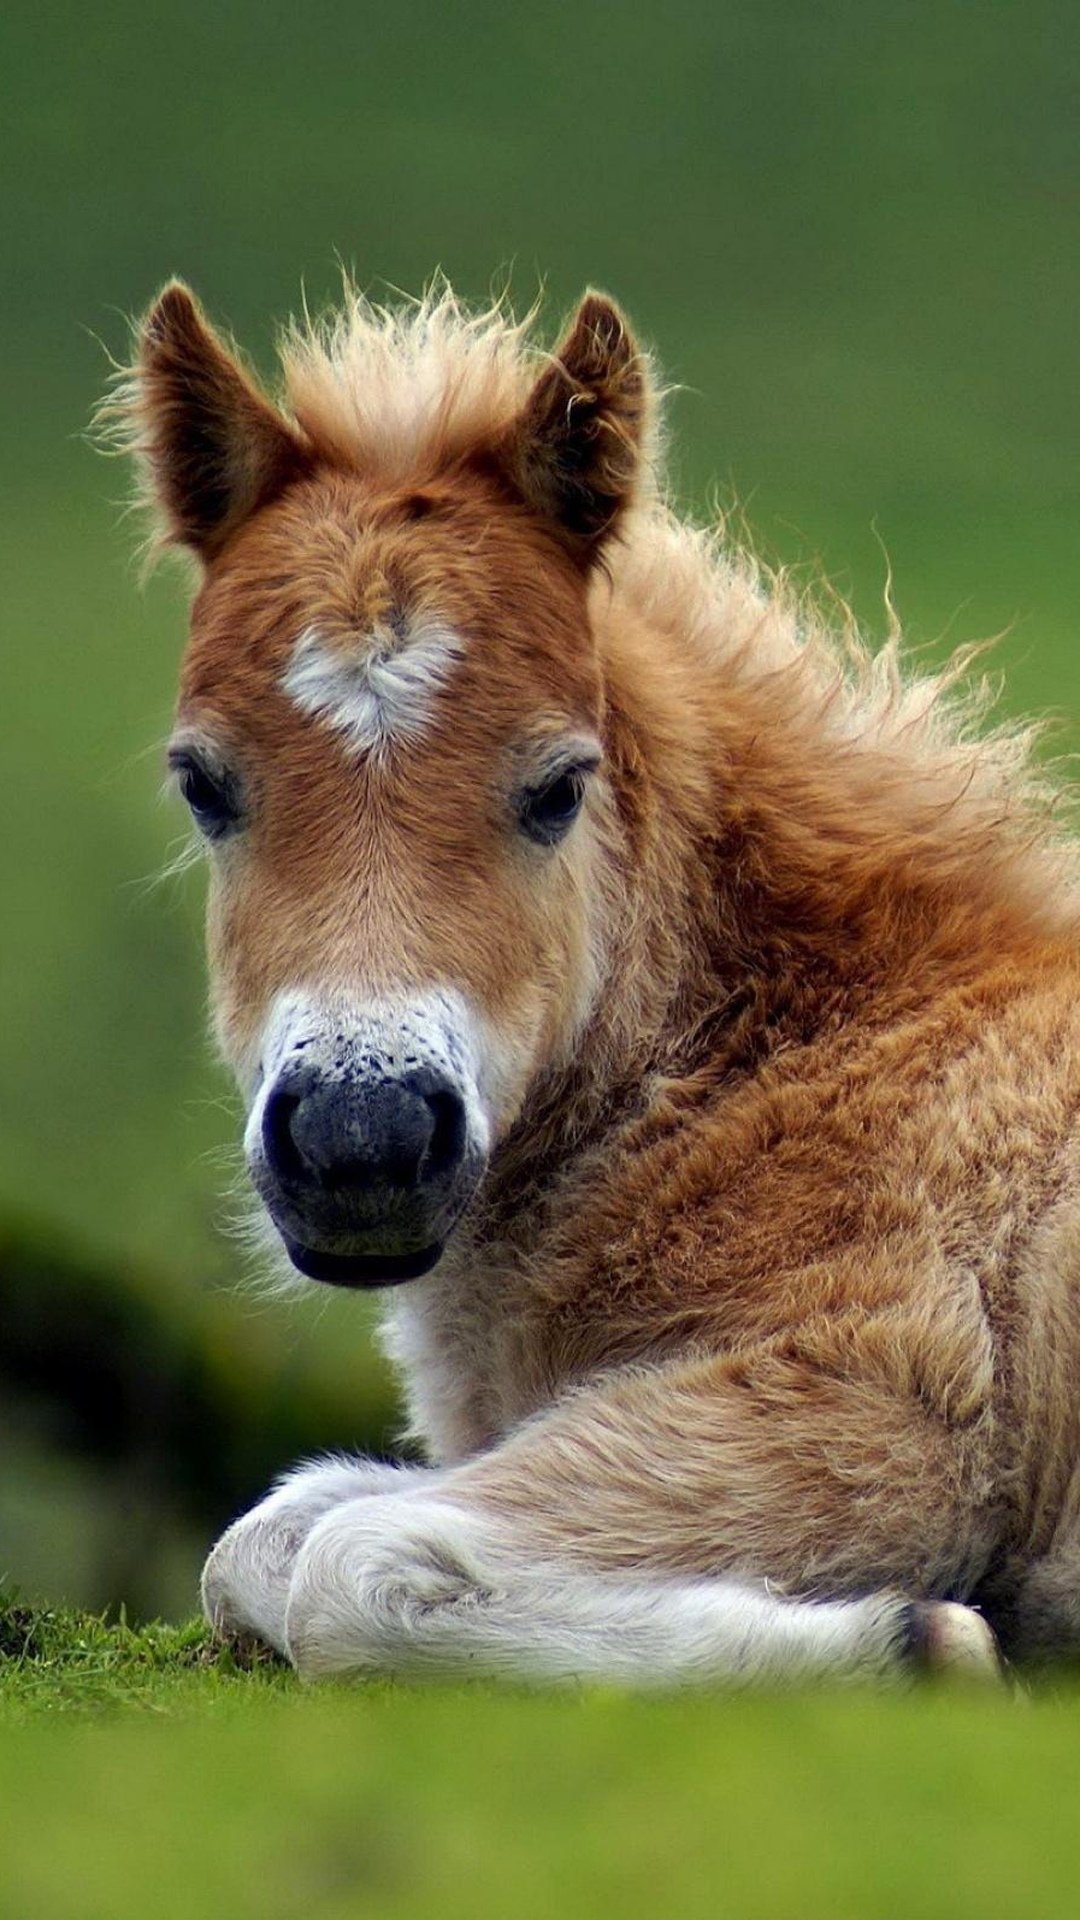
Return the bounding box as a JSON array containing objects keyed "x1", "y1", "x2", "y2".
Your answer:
[
  {"x1": 130, "y1": 282, "x2": 309, "y2": 560},
  {"x1": 506, "y1": 293, "x2": 648, "y2": 554}
]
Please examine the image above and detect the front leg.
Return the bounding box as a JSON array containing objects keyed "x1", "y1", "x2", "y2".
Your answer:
[
  {"x1": 201, "y1": 1455, "x2": 431, "y2": 1652},
  {"x1": 281, "y1": 1329, "x2": 1002, "y2": 1685}
]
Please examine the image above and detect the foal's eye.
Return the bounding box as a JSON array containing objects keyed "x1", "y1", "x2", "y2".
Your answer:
[
  {"x1": 517, "y1": 767, "x2": 589, "y2": 846},
  {"x1": 169, "y1": 750, "x2": 242, "y2": 840}
]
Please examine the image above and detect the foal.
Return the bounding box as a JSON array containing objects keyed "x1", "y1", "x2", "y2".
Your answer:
[{"x1": 116, "y1": 278, "x2": 1080, "y2": 1683}]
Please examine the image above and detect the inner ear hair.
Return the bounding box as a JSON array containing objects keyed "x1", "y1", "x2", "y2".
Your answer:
[
  {"x1": 132, "y1": 281, "x2": 310, "y2": 561},
  {"x1": 506, "y1": 292, "x2": 649, "y2": 555}
]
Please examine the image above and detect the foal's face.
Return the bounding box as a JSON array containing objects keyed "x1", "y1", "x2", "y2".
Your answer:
[
  {"x1": 131, "y1": 277, "x2": 645, "y2": 1287},
  {"x1": 172, "y1": 471, "x2": 608, "y2": 1284}
]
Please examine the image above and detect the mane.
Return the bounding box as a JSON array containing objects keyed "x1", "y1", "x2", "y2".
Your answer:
[{"x1": 610, "y1": 509, "x2": 1080, "y2": 938}]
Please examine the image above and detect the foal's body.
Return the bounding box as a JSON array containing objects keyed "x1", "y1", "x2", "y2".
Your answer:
[{"x1": 117, "y1": 279, "x2": 1080, "y2": 1681}]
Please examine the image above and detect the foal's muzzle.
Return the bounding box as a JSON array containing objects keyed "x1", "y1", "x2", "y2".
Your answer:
[{"x1": 245, "y1": 993, "x2": 490, "y2": 1287}]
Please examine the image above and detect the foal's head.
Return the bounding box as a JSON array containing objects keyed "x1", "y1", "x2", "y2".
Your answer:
[{"x1": 125, "y1": 283, "x2": 651, "y2": 1286}]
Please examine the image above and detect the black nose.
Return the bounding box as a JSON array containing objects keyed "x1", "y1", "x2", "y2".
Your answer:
[{"x1": 262, "y1": 1066, "x2": 467, "y2": 1197}]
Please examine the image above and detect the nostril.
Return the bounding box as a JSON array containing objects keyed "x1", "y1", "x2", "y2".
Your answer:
[
  {"x1": 262, "y1": 1085, "x2": 306, "y2": 1183},
  {"x1": 423, "y1": 1088, "x2": 467, "y2": 1180},
  {"x1": 259, "y1": 1072, "x2": 469, "y2": 1197}
]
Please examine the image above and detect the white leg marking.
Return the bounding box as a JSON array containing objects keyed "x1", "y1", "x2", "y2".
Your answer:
[
  {"x1": 205, "y1": 1463, "x2": 1003, "y2": 1688},
  {"x1": 201, "y1": 1456, "x2": 431, "y2": 1653}
]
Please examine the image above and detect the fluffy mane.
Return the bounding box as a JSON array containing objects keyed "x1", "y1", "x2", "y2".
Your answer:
[{"x1": 610, "y1": 506, "x2": 1080, "y2": 937}]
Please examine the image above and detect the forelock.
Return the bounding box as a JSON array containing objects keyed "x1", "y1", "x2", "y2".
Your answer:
[{"x1": 279, "y1": 280, "x2": 539, "y2": 482}]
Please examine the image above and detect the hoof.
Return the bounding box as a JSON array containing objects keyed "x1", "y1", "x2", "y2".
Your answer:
[{"x1": 909, "y1": 1601, "x2": 1003, "y2": 1682}]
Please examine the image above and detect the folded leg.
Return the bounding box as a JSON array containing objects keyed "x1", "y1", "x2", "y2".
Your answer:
[
  {"x1": 281, "y1": 1484, "x2": 991, "y2": 1685},
  {"x1": 206, "y1": 1317, "x2": 1000, "y2": 1685}
]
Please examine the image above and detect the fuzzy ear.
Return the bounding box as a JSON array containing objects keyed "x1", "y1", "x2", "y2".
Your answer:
[
  {"x1": 506, "y1": 293, "x2": 648, "y2": 553},
  {"x1": 130, "y1": 282, "x2": 308, "y2": 560}
]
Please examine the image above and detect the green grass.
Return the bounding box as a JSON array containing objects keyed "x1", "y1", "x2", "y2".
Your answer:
[
  {"x1": 0, "y1": 1595, "x2": 288, "y2": 1722},
  {"x1": 2, "y1": 1600, "x2": 1080, "y2": 1920}
]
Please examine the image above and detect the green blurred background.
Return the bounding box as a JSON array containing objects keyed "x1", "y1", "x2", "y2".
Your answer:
[{"x1": 2, "y1": 0, "x2": 1078, "y2": 1619}]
